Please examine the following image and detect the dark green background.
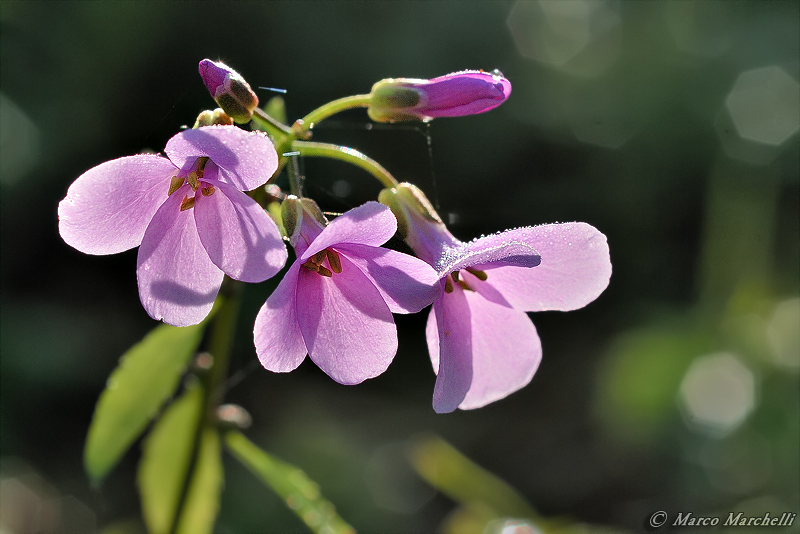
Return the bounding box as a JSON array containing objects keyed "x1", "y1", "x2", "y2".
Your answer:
[{"x1": 1, "y1": 2, "x2": 798, "y2": 533}]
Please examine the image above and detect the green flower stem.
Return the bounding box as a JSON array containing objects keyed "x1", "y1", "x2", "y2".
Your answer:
[
  {"x1": 297, "y1": 94, "x2": 371, "y2": 133},
  {"x1": 169, "y1": 279, "x2": 243, "y2": 534},
  {"x1": 293, "y1": 140, "x2": 399, "y2": 189},
  {"x1": 251, "y1": 107, "x2": 292, "y2": 138}
]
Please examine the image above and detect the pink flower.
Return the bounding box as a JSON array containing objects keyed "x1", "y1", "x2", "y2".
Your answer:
[
  {"x1": 381, "y1": 184, "x2": 611, "y2": 413},
  {"x1": 254, "y1": 201, "x2": 440, "y2": 384},
  {"x1": 368, "y1": 70, "x2": 512, "y2": 122},
  {"x1": 58, "y1": 125, "x2": 287, "y2": 326}
]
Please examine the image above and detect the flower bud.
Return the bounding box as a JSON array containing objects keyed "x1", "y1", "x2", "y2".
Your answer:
[
  {"x1": 379, "y1": 183, "x2": 459, "y2": 266},
  {"x1": 193, "y1": 108, "x2": 234, "y2": 128},
  {"x1": 281, "y1": 196, "x2": 328, "y2": 257},
  {"x1": 198, "y1": 59, "x2": 259, "y2": 124},
  {"x1": 368, "y1": 70, "x2": 511, "y2": 123}
]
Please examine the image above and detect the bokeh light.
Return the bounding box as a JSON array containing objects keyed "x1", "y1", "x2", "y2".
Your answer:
[
  {"x1": 679, "y1": 352, "x2": 756, "y2": 437},
  {"x1": 725, "y1": 66, "x2": 800, "y2": 146}
]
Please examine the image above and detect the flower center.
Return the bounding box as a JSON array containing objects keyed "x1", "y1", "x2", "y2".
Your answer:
[
  {"x1": 168, "y1": 157, "x2": 211, "y2": 196},
  {"x1": 301, "y1": 249, "x2": 343, "y2": 278},
  {"x1": 166, "y1": 157, "x2": 218, "y2": 211},
  {"x1": 443, "y1": 268, "x2": 487, "y2": 293}
]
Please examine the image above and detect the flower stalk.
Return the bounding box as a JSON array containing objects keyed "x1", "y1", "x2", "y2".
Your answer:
[{"x1": 293, "y1": 140, "x2": 398, "y2": 188}]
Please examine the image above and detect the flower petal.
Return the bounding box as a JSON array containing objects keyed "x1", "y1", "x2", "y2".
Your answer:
[
  {"x1": 423, "y1": 70, "x2": 512, "y2": 118},
  {"x1": 164, "y1": 126, "x2": 278, "y2": 191},
  {"x1": 136, "y1": 185, "x2": 223, "y2": 326},
  {"x1": 477, "y1": 223, "x2": 611, "y2": 311},
  {"x1": 194, "y1": 181, "x2": 287, "y2": 283},
  {"x1": 427, "y1": 285, "x2": 473, "y2": 413},
  {"x1": 337, "y1": 243, "x2": 440, "y2": 314},
  {"x1": 300, "y1": 202, "x2": 397, "y2": 261},
  {"x1": 427, "y1": 280, "x2": 542, "y2": 412},
  {"x1": 437, "y1": 228, "x2": 542, "y2": 276},
  {"x1": 58, "y1": 154, "x2": 176, "y2": 254},
  {"x1": 296, "y1": 254, "x2": 397, "y2": 384},
  {"x1": 254, "y1": 264, "x2": 308, "y2": 373}
]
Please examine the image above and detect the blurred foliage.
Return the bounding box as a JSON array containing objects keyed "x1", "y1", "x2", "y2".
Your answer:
[
  {"x1": 1, "y1": 1, "x2": 798, "y2": 533},
  {"x1": 84, "y1": 320, "x2": 208, "y2": 483},
  {"x1": 224, "y1": 431, "x2": 356, "y2": 534}
]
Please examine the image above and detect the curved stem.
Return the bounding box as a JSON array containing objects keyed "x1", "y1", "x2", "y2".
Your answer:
[
  {"x1": 292, "y1": 140, "x2": 398, "y2": 188},
  {"x1": 298, "y1": 94, "x2": 371, "y2": 132}
]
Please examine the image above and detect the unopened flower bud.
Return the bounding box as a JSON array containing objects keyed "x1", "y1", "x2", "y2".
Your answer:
[
  {"x1": 379, "y1": 183, "x2": 459, "y2": 265},
  {"x1": 281, "y1": 196, "x2": 328, "y2": 256},
  {"x1": 368, "y1": 70, "x2": 511, "y2": 123},
  {"x1": 193, "y1": 108, "x2": 234, "y2": 128},
  {"x1": 198, "y1": 59, "x2": 259, "y2": 124}
]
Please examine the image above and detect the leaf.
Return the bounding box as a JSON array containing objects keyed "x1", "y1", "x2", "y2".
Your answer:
[
  {"x1": 137, "y1": 383, "x2": 202, "y2": 534},
  {"x1": 84, "y1": 320, "x2": 207, "y2": 484},
  {"x1": 224, "y1": 431, "x2": 356, "y2": 534},
  {"x1": 408, "y1": 435, "x2": 538, "y2": 519},
  {"x1": 174, "y1": 428, "x2": 223, "y2": 534}
]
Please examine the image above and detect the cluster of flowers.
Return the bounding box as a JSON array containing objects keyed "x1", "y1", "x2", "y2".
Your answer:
[{"x1": 58, "y1": 60, "x2": 611, "y2": 413}]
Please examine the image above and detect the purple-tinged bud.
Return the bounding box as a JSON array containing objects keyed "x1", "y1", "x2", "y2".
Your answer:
[
  {"x1": 193, "y1": 108, "x2": 234, "y2": 128},
  {"x1": 379, "y1": 183, "x2": 460, "y2": 266},
  {"x1": 198, "y1": 59, "x2": 259, "y2": 124},
  {"x1": 281, "y1": 196, "x2": 329, "y2": 257},
  {"x1": 368, "y1": 70, "x2": 511, "y2": 123}
]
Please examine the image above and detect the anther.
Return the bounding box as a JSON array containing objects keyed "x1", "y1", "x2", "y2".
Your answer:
[
  {"x1": 466, "y1": 267, "x2": 488, "y2": 281},
  {"x1": 302, "y1": 261, "x2": 320, "y2": 272},
  {"x1": 311, "y1": 251, "x2": 327, "y2": 265},
  {"x1": 317, "y1": 265, "x2": 333, "y2": 277},
  {"x1": 195, "y1": 157, "x2": 209, "y2": 177},
  {"x1": 179, "y1": 195, "x2": 195, "y2": 211},
  {"x1": 168, "y1": 175, "x2": 184, "y2": 196},
  {"x1": 452, "y1": 271, "x2": 460, "y2": 283},
  {"x1": 187, "y1": 171, "x2": 199, "y2": 190},
  {"x1": 326, "y1": 250, "x2": 342, "y2": 274},
  {"x1": 458, "y1": 280, "x2": 473, "y2": 291},
  {"x1": 201, "y1": 184, "x2": 216, "y2": 197},
  {"x1": 444, "y1": 276, "x2": 454, "y2": 293}
]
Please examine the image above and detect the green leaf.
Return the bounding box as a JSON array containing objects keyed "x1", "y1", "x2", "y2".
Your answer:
[
  {"x1": 174, "y1": 428, "x2": 223, "y2": 534},
  {"x1": 137, "y1": 383, "x2": 202, "y2": 534},
  {"x1": 224, "y1": 431, "x2": 356, "y2": 534},
  {"x1": 408, "y1": 435, "x2": 538, "y2": 519},
  {"x1": 84, "y1": 321, "x2": 207, "y2": 483}
]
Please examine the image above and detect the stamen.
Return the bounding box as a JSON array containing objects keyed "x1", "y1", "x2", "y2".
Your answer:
[
  {"x1": 458, "y1": 280, "x2": 473, "y2": 291},
  {"x1": 187, "y1": 171, "x2": 199, "y2": 191},
  {"x1": 201, "y1": 184, "x2": 216, "y2": 197},
  {"x1": 195, "y1": 157, "x2": 209, "y2": 178},
  {"x1": 179, "y1": 195, "x2": 195, "y2": 211},
  {"x1": 317, "y1": 265, "x2": 333, "y2": 277},
  {"x1": 168, "y1": 175, "x2": 184, "y2": 196},
  {"x1": 302, "y1": 261, "x2": 319, "y2": 272},
  {"x1": 444, "y1": 276, "x2": 454, "y2": 293},
  {"x1": 326, "y1": 250, "x2": 342, "y2": 273},
  {"x1": 466, "y1": 267, "x2": 488, "y2": 281},
  {"x1": 311, "y1": 251, "x2": 327, "y2": 265},
  {"x1": 451, "y1": 271, "x2": 460, "y2": 283}
]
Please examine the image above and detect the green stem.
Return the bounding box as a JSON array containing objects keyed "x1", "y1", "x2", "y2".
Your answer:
[
  {"x1": 169, "y1": 279, "x2": 243, "y2": 534},
  {"x1": 251, "y1": 107, "x2": 292, "y2": 138},
  {"x1": 298, "y1": 94, "x2": 371, "y2": 132},
  {"x1": 293, "y1": 140, "x2": 398, "y2": 188}
]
